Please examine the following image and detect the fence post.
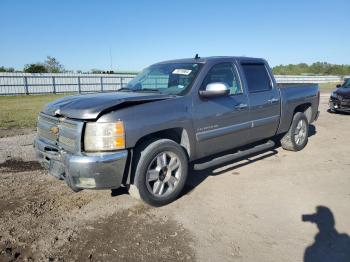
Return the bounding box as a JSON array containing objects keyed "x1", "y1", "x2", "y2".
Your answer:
[
  {"x1": 23, "y1": 76, "x2": 29, "y2": 95},
  {"x1": 100, "y1": 77, "x2": 103, "y2": 92},
  {"x1": 52, "y1": 76, "x2": 56, "y2": 94},
  {"x1": 120, "y1": 77, "x2": 123, "y2": 89},
  {"x1": 78, "y1": 76, "x2": 81, "y2": 93}
]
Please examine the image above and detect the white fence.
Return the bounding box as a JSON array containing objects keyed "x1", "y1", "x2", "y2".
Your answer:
[
  {"x1": 0, "y1": 72, "x2": 345, "y2": 95},
  {"x1": 274, "y1": 75, "x2": 343, "y2": 84},
  {"x1": 0, "y1": 72, "x2": 136, "y2": 95}
]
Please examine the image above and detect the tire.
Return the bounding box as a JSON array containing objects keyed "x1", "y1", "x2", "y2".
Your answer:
[
  {"x1": 281, "y1": 112, "x2": 309, "y2": 151},
  {"x1": 129, "y1": 139, "x2": 188, "y2": 207}
]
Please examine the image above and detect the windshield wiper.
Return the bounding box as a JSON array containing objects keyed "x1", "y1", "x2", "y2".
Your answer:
[
  {"x1": 135, "y1": 89, "x2": 162, "y2": 93},
  {"x1": 118, "y1": 88, "x2": 162, "y2": 93},
  {"x1": 118, "y1": 88, "x2": 134, "y2": 92}
]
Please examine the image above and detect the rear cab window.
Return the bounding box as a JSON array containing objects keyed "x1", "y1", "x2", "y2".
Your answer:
[{"x1": 241, "y1": 63, "x2": 272, "y2": 93}]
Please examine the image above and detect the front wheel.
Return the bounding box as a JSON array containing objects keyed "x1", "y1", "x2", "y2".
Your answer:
[
  {"x1": 129, "y1": 139, "x2": 188, "y2": 207},
  {"x1": 281, "y1": 112, "x2": 309, "y2": 151}
]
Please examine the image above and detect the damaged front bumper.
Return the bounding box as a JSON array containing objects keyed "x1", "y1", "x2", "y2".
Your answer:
[
  {"x1": 34, "y1": 138, "x2": 128, "y2": 190},
  {"x1": 329, "y1": 97, "x2": 350, "y2": 112}
]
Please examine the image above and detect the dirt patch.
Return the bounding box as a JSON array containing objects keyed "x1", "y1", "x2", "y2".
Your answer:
[
  {"x1": 0, "y1": 191, "x2": 194, "y2": 262},
  {"x1": 0, "y1": 158, "x2": 43, "y2": 173},
  {"x1": 55, "y1": 205, "x2": 195, "y2": 262},
  {"x1": 0, "y1": 128, "x2": 35, "y2": 138},
  {"x1": 0, "y1": 166, "x2": 194, "y2": 261},
  {"x1": 0, "y1": 170, "x2": 97, "y2": 261}
]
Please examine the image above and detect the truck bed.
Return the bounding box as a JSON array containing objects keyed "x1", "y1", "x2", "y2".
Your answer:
[{"x1": 277, "y1": 84, "x2": 320, "y2": 134}]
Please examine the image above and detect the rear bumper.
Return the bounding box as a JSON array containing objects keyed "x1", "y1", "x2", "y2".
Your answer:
[{"x1": 34, "y1": 137, "x2": 128, "y2": 190}]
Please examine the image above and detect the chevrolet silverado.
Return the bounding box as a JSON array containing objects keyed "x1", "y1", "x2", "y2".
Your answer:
[{"x1": 35, "y1": 56, "x2": 320, "y2": 206}]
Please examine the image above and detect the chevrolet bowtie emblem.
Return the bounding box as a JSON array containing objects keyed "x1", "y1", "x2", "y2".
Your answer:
[{"x1": 50, "y1": 126, "x2": 59, "y2": 135}]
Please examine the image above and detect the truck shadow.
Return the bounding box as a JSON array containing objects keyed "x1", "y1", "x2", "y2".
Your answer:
[
  {"x1": 111, "y1": 187, "x2": 129, "y2": 197},
  {"x1": 309, "y1": 124, "x2": 316, "y2": 137},
  {"x1": 183, "y1": 148, "x2": 279, "y2": 196},
  {"x1": 183, "y1": 124, "x2": 316, "y2": 196},
  {"x1": 302, "y1": 206, "x2": 350, "y2": 262}
]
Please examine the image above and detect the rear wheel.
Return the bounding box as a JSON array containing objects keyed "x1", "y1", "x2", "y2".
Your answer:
[
  {"x1": 281, "y1": 112, "x2": 309, "y2": 151},
  {"x1": 128, "y1": 139, "x2": 188, "y2": 206}
]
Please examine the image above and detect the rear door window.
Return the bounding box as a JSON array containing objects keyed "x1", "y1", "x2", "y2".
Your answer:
[{"x1": 241, "y1": 63, "x2": 272, "y2": 93}]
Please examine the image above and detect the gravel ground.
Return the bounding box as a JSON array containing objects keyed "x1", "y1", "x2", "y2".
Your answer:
[{"x1": 0, "y1": 95, "x2": 349, "y2": 262}]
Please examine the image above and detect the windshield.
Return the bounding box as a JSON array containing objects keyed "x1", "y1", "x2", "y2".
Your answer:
[
  {"x1": 342, "y1": 78, "x2": 350, "y2": 88},
  {"x1": 125, "y1": 63, "x2": 201, "y2": 95}
]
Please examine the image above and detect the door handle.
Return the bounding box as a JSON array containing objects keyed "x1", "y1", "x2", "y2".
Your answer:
[
  {"x1": 234, "y1": 103, "x2": 248, "y2": 110},
  {"x1": 268, "y1": 98, "x2": 279, "y2": 104}
]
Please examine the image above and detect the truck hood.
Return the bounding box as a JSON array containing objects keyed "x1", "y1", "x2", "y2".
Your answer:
[{"x1": 42, "y1": 92, "x2": 175, "y2": 119}]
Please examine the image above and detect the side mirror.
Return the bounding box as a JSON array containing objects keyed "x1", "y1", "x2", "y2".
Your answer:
[
  {"x1": 199, "y1": 82, "x2": 230, "y2": 98},
  {"x1": 336, "y1": 84, "x2": 342, "y2": 88}
]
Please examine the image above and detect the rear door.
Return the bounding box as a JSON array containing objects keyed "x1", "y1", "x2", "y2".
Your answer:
[
  {"x1": 240, "y1": 62, "x2": 281, "y2": 142},
  {"x1": 192, "y1": 62, "x2": 251, "y2": 158}
]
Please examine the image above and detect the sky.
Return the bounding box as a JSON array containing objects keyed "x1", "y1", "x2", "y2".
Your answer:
[{"x1": 0, "y1": 0, "x2": 349, "y2": 71}]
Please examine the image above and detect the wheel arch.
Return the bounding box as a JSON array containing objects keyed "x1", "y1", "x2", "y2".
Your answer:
[
  {"x1": 293, "y1": 103, "x2": 312, "y2": 123},
  {"x1": 277, "y1": 102, "x2": 313, "y2": 135},
  {"x1": 123, "y1": 128, "x2": 192, "y2": 186},
  {"x1": 133, "y1": 128, "x2": 191, "y2": 159}
]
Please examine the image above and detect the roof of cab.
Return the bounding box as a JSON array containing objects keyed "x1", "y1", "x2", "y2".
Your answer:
[{"x1": 155, "y1": 56, "x2": 266, "y2": 65}]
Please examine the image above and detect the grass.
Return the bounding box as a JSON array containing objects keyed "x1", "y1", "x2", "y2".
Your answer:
[
  {"x1": 0, "y1": 94, "x2": 65, "y2": 128},
  {"x1": 318, "y1": 82, "x2": 341, "y2": 93}
]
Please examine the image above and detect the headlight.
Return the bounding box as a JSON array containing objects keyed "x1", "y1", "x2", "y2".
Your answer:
[
  {"x1": 331, "y1": 91, "x2": 337, "y2": 98},
  {"x1": 84, "y1": 121, "x2": 125, "y2": 151}
]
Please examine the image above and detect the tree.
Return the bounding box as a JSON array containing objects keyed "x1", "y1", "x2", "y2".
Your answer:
[
  {"x1": 273, "y1": 62, "x2": 350, "y2": 75},
  {"x1": 90, "y1": 69, "x2": 103, "y2": 74},
  {"x1": 0, "y1": 66, "x2": 15, "y2": 72},
  {"x1": 44, "y1": 56, "x2": 65, "y2": 73},
  {"x1": 24, "y1": 63, "x2": 48, "y2": 73}
]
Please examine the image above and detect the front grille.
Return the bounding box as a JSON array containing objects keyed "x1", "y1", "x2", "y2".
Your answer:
[
  {"x1": 37, "y1": 114, "x2": 59, "y2": 145},
  {"x1": 37, "y1": 113, "x2": 83, "y2": 153},
  {"x1": 37, "y1": 126, "x2": 58, "y2": 141},
  {"x1": 59, "y1": 136, "x2": 75, "y2": 147}
]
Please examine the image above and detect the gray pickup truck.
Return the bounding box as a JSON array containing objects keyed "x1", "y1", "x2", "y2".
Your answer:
[{"x1": 35, "y1": 56, "x2": 320, "y2": 206}]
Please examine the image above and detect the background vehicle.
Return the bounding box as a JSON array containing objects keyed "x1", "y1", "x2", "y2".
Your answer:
[
  {"x1": 329, "y1": 78, "x2": 350, "y2": 113},
  {"x1": 35, "y1": 56, "x2": 320, "y2": 206}
]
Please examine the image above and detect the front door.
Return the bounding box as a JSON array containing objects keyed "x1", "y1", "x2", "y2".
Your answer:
[{"x1": 192, "y1": 62, "x2": 251, "y2": 159}]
